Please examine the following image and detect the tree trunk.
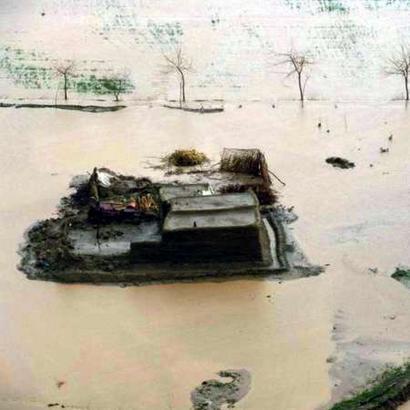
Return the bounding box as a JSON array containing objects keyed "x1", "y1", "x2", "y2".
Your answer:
[
  {"x1": 405, "y1": 75, "x2": 409, "y2": 101},
  {"x1": 181, "y1": 72, "x2": 186, "y2": 103},
  {"x1": 114, "y1": 92, "x2": 119, "y2": 102},
  {"x1": 177, "y1": 68, "x2": 186, "y2": 106},
  {"x1": 63, "y1": 74, "x2": 68, "y2": 101},
  {"x1": 297, "y1": 73, "x2": 304, "y2": 102}
]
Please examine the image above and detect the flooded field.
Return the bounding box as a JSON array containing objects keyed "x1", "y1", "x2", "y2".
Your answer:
[
  {"x1": 1, "y1": 0, "x2": 410, "y2": 409},
  {"x1": 0, "y1": 102, "x2": 409, "y2": 409}
]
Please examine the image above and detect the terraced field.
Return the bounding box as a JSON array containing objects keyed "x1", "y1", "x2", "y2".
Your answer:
[{"x1": 2, "y1": 0, "x2": 410, "y2": 101}]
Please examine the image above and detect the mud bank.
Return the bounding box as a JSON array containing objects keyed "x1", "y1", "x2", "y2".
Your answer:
[
  {"x1": 191, "y1": 369, "x2": 251, "y2": 410},
  {"x1": 0, "y1": 102, "x2": 126, "y2": 112},
  {"x1": 331, "y1": 362, "x2": 410, "y2": 410},
  {"x1": 163, "y1": 104, "x2": 224, "y2": 114}
]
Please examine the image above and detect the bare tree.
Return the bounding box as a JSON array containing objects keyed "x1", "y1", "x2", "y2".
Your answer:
[
  {"x1": 276, "y1": 50, "x2": 313, "y2": 103},
  {"x1": 163, "y1": 47, "x2": 192, "y2": 107},
  {"x1": 55, "y1": 61, "x2": 75, "y2": 101},
  {"x1": 386, "y1": 45, "x2": 410, "y2": 101}
]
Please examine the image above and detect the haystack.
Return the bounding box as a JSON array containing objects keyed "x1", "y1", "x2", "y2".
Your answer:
[
  {"x1": 220, "y1": 148, "x2": 271, "y2": 184},
  {"x1": 167, "y1": 149, "x2": 208, "y2": 167}
]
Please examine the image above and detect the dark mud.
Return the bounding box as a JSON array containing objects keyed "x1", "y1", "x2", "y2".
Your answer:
[
  {"x1": 19, "y1": 219, "x2": 131, "y2": 281},
  {"x1": 391, "y1": 266, "x2": 410, "y2": 289},
  {"x1": 1, "y1": 103, "x2": 126, "y2": 112},
  {"x1": 191, "y1": 369, "x2": 251, "y2": 410},
  {"x1": 18, "y1": 170, "x2": 154, "y2": 280},
  {"x1": 163, "y1": 104, "x2": 224, "y2": 114}
]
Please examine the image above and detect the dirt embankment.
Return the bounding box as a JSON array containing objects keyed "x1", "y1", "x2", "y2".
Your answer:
[{"x1": 0, "y1": 102, "x2": 126, "y2": 112}]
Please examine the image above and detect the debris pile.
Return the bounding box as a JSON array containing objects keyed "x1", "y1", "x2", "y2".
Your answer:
[
  {"x1": 88, "y1": 167, "x2": 160, "y2": 222},
  {"x1": 326, "y1": 157, "x2": 355, "y2": 169}
]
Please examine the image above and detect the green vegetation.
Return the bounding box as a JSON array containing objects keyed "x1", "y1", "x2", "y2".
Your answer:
[
  {"x1": 76, "y1": 74, "x2": 134, "y2": 100},
  {"x1": 392, "y1": 267, "x2": 410, "y2": 280},
  {"x1": 318, "y1": 0, "x2": 348, "y2": 12},
  {"x1": 0, "y1": 46, "x2": 134, "y2": 100},
  {"x1": 0, "y1": 47, "x2": 54, "y2": 89},
  {"x1": 147, "y1": 21, "x2": 184, "y2": 45},
  {"x1": 284, "y1": 0, "x2": 303, "y2": 10},
  {"x1": 99, "y1": 77, "x2": 134, "y2": 101},
  {"x1": 365, "y1": 0, "x2": 410, "y2": 10},
  {"x1": 285, "y1": 0, "x2": 348, "y2": 13},
  {"x1": 331, "y1": 362, "x2": 410, "y2": 409},
  {"x1": 167, "y1": 149, "x2": 209, "y2": 167},
  {"x1": 285, "y1": 0, "x2": 410, "y2": 11}
]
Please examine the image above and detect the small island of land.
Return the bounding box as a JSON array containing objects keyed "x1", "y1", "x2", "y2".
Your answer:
[{"x1": 19, "y1": 148, "x2": 321, "y2": 285}]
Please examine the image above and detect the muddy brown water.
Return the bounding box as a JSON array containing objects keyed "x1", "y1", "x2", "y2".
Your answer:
[{"x1": 1, "y1": 103, "x2": 410, "y2": 409}]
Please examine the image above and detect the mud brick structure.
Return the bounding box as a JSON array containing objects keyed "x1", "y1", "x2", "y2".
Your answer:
[{"x1": 131, "y1": 191, "x2": 270, "y2": 264}]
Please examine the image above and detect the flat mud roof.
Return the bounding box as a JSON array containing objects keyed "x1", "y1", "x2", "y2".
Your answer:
[
  {"x1": 159, "y1": 184, "x2": 210, "y2": 202},
  {"x1": 164, "y1": 207, "x2": 259, "y2": 231},
  {"x1": 163, "y1": 192, "x2": 260, "y2": 231},
  {"x1": 169, "y1": 192, "x2": 257, "y2": 212}
]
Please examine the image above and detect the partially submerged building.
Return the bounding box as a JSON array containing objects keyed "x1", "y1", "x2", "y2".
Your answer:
[
  {"x1": 20, "y1": 148, "x2": 321, "y2": 284},
  {"x1": 131, "y1": 190, "x2": 271, "y2": 264}
]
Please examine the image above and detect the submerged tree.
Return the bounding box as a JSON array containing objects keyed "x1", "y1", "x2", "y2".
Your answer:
[
  {"x1": 385, "y1": 45, "x2": 410, "y2": 101},
  {"x1": 55, "y1": 61, "x2": 75, "y2": 101},
  {"x1": 276, "y1": 50, "x2": 313, "y2": 103},
  {"x1": 163, "y1": 47, "x2": 192, "y2": 107}
]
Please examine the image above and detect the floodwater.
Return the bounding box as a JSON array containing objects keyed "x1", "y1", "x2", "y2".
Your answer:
[{"x1": 0, "y1": 102, "x2": 409, "y2": 409}]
